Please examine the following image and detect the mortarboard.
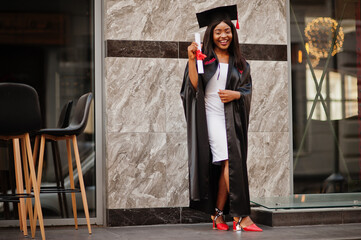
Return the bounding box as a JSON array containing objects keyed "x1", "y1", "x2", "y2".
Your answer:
[{"x1": 196, "y1": 5, "x2": 239, "y2": 29}]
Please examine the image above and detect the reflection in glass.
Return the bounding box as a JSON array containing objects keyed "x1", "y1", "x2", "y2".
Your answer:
[
  {"x1": 345, "y1": 75, "x2": 357, "y2": 100},
  {"x1": 306, "y1": 68, "x2": 326, "y2": 101},
  {"x1": 304, "y1": 17, "x2": 344, "y2": 59},
  {"x1": 291, "y1": 0, "x2": 361, "y2": 195},
  {"x1": 0, "y1": 0, "x2": 96, "y2": 220},
  {"x1": 329, "y1": 72, "x2": 341, "y2": 101},
  {"x1": 345, "y1": 102, "x2": 358, "y2": 118},
  {"x1": 330, "y1": 102, "x2": 343, "y2": 120}
]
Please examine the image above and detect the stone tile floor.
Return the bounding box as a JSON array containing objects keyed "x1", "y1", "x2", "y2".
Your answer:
[{"x1": 1, "y1": 222, "x2": 361, "y2": 240}]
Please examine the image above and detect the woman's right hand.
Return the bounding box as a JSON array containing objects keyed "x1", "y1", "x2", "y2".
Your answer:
[
  {"x1": 187, "y1": 42, "x2": 199, "y2": 90},
  {"x1": 188, "y1": 42, "x2": 198, "y2": 61}
]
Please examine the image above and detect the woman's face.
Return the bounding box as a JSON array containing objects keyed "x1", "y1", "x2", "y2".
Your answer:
[{"x1": 213, "y1": 21, "x2": 232, "y2": 51}]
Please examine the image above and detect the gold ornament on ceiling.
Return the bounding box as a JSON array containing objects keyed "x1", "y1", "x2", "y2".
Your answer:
[{"x1": 304, "y1": 17, "x2": 344, "y2": 59}]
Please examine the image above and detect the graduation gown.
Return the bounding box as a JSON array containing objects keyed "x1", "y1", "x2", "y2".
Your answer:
[{"x1": 180, "y1": 53, "x2": 252, "y2": 217}]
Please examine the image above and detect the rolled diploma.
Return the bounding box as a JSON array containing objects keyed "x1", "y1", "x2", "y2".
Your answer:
[{"x1": 195, "y1": 33, "x2": 204, "y2": 74}]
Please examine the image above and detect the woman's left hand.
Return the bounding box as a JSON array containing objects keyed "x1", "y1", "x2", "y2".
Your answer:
[{"x1": 218, "y1": 89, "x2": 241, "y2": 103}]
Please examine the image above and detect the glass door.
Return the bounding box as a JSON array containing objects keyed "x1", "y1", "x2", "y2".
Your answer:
[
  {"x1": 0, "y1": 0, "x2": 97, "y2": 221},
  {"x1": 290, "y1": 0, "x2": 361, "y2": 194}
]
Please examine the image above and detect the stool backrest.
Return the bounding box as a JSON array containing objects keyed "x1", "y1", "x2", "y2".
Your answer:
[
  {"x1": 0, "y1": 83, "x2": 42, "y2": 135},
  {"x1": 68, "y1": 92, "x2": 92, "y2": 136},
  {"x1": 57, "y1": 100, "x2": 73, "y2": 128}
]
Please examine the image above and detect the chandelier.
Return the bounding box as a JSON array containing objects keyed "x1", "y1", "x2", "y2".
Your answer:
[{"x1": 304, "y1": 17, "x2": 344, "y2": 59}]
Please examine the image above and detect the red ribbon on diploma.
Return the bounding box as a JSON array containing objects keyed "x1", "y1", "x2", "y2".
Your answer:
[{"x1": 196, "y1": 50, "x2": 207, "y2": 61}]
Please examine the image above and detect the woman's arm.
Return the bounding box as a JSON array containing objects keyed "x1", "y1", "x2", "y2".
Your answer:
[{"x1": 187, "y1": 42, "x2": 199, "y2": 90}]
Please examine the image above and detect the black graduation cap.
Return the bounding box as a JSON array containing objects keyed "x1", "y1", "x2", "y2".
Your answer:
[{"x1": 196, "y1": 5, "x2": 239, "y2": 29}]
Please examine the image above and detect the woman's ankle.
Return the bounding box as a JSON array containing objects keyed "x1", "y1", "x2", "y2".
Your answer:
[
  {"x1": 241, "y1": 216, "x2": 254, "y2": 226},
  {"x1": 216, "y1": 215, "x2": 225, "y2": 224}
]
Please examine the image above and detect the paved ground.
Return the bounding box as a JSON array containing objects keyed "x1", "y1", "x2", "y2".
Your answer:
[{"x1": 1, "y1": 222, "x2": 361, "y2": 240}]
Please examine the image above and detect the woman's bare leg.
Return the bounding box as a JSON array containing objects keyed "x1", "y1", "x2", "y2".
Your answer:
[
  {"x1": 214, "y1": 160, "x2": 229, "y2": 224},
  {"x1": 215, "y1": 161, "x2": 256, "y2": 227}
]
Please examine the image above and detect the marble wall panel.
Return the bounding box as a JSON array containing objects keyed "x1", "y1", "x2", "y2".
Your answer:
[
  {"x1": 106, "y1": 58, "x2": 190, "y2": 209},
  {"x1": 106, "y1": 0, "x2": 191, "y2": 41},
  {"x1": 248, "y1": 60, "x2": 289, "y2": 133},
  {"x1": 165, "y1": 59, "x2": 187, "y2": 133},
  {"x1": 107, "y1": 132, "x2": 168, "y2": 209},
  {"x1": 106, "y1": 58, "x2": 184, "y2": 133},
  {"x1": 248, "y1": 132, "x2": 291, "y2": 198},
  {"x1": 105, "y1": 0, "x2": 287, "y2": 44},
  {"x1": 106, "y1": 131, "x2": 189, "y2": 209},
  {"x1": 237, "y1": 0, "x2": 287, "y2": 45},
  {"x1": 166, "y1": 133, "x2": 189, "y2": 207}
]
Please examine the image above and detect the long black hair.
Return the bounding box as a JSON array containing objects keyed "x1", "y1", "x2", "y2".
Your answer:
[{"x1": 202, "y1": 18, "x2": 246, "y2": 71}]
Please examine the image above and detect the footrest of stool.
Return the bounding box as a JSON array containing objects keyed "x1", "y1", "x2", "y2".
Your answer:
[
  {"x1": 38, "y1": 187, "x2": 81, "y2": 194},
  {"x1": 0, "y1": 193, "x2": 34, "y2": 202}
]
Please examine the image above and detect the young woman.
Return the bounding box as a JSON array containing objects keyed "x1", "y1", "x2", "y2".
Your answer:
[{"x1": 180, "y1": 5, "x2": 262, "y2": 232}]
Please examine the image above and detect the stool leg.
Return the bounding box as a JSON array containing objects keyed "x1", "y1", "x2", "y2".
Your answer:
[
  {"x1": 17, "y1": 202, "x2": 23, "y2": 232},
  {"x1": 36, "y1": 135, "x2": 46, "y2": 188},
  {"x1": 13, "y1": 138, "x2": 27, "y2": 236},
  {"x1": 72, "y1": 135, "x2": 91, "y2": 234},
  {"x1": 25, "y1": 134, "x2": 45, "y2": 240},
  {"x1": 33, "y1": 136, "x2": 40, "y2": 167},
  {"x1": 32, "y1": 135, "x2": 46, "y2": 238},
  {"x1": 20, "y1": 139, "x2": 35, "y2": 236},
  {"x1": 66, "y1": 138, "x2": 78, "y2": 229}
]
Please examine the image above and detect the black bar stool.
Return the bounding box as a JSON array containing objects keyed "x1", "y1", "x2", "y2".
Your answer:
[
  {"x1": 36, "y1": 101, "x2": 73, "y2": 218},
  {"x1": 33, "y1": 93, "x2": 92, "y2": 234},
  {"x1": 0, "y1": 82, "x2": 45, "y2": 239}
]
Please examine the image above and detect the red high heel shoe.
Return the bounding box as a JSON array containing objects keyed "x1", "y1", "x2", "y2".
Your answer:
[
  {"x1": 233, "y1": 218, "x2": 262, "y2": 232},
  {"x1": 212, "y1": 208, "x2": 229, "y2": 231}
]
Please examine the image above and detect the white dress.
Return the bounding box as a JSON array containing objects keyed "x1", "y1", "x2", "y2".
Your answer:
[{"x1": 205, "y1": 63, "x2": 229, "y2": 164}]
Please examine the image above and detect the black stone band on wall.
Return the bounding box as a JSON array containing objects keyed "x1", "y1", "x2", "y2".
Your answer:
[
  {"x1": 107, "y1": 207, "x2": 228, "y2": 227},
  {"x1": 106, "y1": 40, "x2": 287, "y2": 61}
]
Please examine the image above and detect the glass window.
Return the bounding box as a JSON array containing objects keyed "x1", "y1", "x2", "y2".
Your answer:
[
  {"x1": 291, "y1": 0, "x2": 361, "y2": 194},
  {"x1": 0, "y1": 0, "x2": 96, "y2": 220}
]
